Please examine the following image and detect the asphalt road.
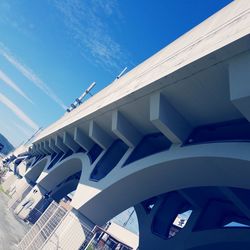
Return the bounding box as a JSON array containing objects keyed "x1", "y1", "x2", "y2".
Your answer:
[{"x1": 0, "y1": 192, "x2": 29, "y2": 250}]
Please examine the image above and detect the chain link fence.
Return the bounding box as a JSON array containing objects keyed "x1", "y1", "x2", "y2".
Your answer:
[
  {"x1": 18, "y1": 201, "x2": 68, "y2": 250},
  {"x1": 17, "y1": 201, "x2": 133, "y2": 250}
]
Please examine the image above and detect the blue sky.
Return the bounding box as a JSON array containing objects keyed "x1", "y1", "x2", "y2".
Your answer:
[{"x1": 0, "y1": 0, "x2": 233, "y2": 146}]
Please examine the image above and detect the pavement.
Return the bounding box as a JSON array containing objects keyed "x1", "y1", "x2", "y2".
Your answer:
[{"x1": 0, "y1": 192, "x2": 29, "y2": 250}]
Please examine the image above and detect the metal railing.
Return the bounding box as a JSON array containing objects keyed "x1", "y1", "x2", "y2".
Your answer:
[
  {"x1": 40, "y1": 208, "x2": 94, "y2": 250},
  {"x1": 84, "y1": 228, "x2": 132, "y2": 250},
  {"x1": 18, "y1": 201, "x2": 68, "y2": 250},
  {"x1": 18, "y1": 201, "x2": 133, "y2": 250}
]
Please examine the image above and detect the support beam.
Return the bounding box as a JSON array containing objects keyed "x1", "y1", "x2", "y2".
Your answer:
[
  {"x1": 49, "y1": 138, "x2": 61, "y2": 154},
  {"x1": 44, "y1": 141, "x2": 54, "y2": 154},
  {"x1": 220, "y1": 187, "x2": 250, "y2": 219},
  {"x1": 55, "y1": 136, "x2": 69, "y2": 153},
  {"x1": 112, "y1": 110, "x2": 142, "y2": 147},
  {"x1": 41, "y1": 142, "x2": 50, "y2": 155},
  {"x1": 150, "y1": 92, "x2": 192, "y2": 144},
  {"x1": 32, "y1": 146, "x2": 38, "y2": 156},
  {"x1": 229, "y1": 52, "x2": 250, "y2": 121},
  {"x1": 35, "y1": 143, "x2": 41, "y2": 154},
  {"x1": 74, "y1": 127, "x2": 94, "y2": 151},
  {"x1": 178, "y1": 189, "x2": 202, "y2": 209},
  {"x1": 38, "y1": 143, "x2": 47, "y2": 155},
  {"x1": 89, "y1": 121, "x2": 113, "y2": 149},
  {"x1": 32, "y1": 144, "x2": 39, "y2": 155},
  {"x1": 63, "y1": 132, "x2": 80, "y2": 153},
  {"x1": 37, "y1": 144, "x2": 44, "y2": 155}
]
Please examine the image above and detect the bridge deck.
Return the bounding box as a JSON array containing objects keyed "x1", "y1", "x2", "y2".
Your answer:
[{"x1": 34, "y1": 0, "x2": 250, "y2": 143}]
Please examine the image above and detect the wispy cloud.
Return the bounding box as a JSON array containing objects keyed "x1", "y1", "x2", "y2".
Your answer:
[
  {"x1": 13, "y1": 122, "x2": 34, "y2": 138},
  {"x1": 0, "y1": 44, "x2": 67, "y2": 110},
  {"x1": 0, "y1": 69, "x2": 33, "y2": 103},
  {"x1": 53, "y1": 0, "x2": 132, "y2": 71},
  {"x1": 0, "y1": 1, "x2": 36, "y2": 40},
  {"x1": 0, "y1": 92, "x2": 39, "y2": 130}
]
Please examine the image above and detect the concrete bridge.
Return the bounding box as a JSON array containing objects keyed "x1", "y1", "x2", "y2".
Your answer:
[{"x1": 4, "y1": 1, "x2": 250, "y2": 249}]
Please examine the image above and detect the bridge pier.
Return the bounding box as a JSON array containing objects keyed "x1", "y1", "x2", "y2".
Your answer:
[{"x1": 14, "y1": 184, "x2": 46, "y2": 220}]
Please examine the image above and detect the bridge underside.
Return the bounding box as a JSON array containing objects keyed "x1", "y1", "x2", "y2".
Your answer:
[
  {"x1": 135, "y1": 186, "x2": 250, "y2": 250},
  {"x1": 3, "y1": 1, "x2": 250, "y2": 249},
  {"x1": 10, "y1": 141, "x2": 250, "y2": 250}
]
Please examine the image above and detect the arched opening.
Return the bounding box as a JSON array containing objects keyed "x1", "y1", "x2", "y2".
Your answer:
[
  {"x1": 90, "y1": 140, "x2": 128, "y2": 181},
  {"x1": 38, "y1": 157, "x2": 83, "y2": 191},
  {"x1": 7, "y1": 156, "x2": 51, "y2": 200},
  {"x1": 22, "y1": 154, "x2": 89, "y2": 225},
  {"x1": 105, "y1": 187, "x2": 250, "y2": 250},
  {"x1": 13, "y1": 157, "x2": 26, "y2": 176},
  {"x1": 46, "y1": 152, "x2": 64, "y2": 170},
  {"x1": 124, "y1": 133, "x2": 171, "y2": 166},
  {"x1": 151, "y1": 192, "x2": 193, "y2": 239},
  {"x1": 111, "y1": 207, "x2": 139, "y2": 235},
  {"x1": 73, "y1": 142, "x2": 250, "y2": 249},
  {"x1": 15, "y1": 156, "x2": 37, "y2": 177},
  {"x1": 25, "y1": 156, "x2": 51, "y2": 184},
  {"x1": 76, "y1": 156, "x2": 250, "y2": 224},
  {"x1": 30, "y1": 155, "x2": 45, "y2": 168},
  {"x1": 185, "y1": 118, "x2": 250, "y2": 145},
  {"x1": 103, "y1": 207, "x2": 139, "y2": 250},
  {"x1": 50, "y1": 171, "x2": 81, "y2": 202}
]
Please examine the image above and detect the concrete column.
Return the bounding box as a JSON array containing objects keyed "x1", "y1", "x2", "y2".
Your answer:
[
  {"x1": 56, "y1": 136, "x2": 70, "y2": 153},
  {"x1": 150, "y1": 92, "x2": 191, "y2": 144},
  {"x1": 38, "y1": 142, "x2": 47, "y2": 155},
  {"x1": 14, "y1": 185, "x2": 45, "y2": 220},
  {"x1": 41, "y1": 142, "x2": 47, "y2": 154},
  {"x1": 112, "y1": 110, "x2": 142, "y2": 147},
  {"x1": 63, "y1": 132, "x2": 80, "y2": 153},
  {"x1": 74, "y1": 127, "x2": 94, "y2": 151},
  {"x1": 49, "y1": 138, "x2": 61, "y2": 154},
  {"x1": 32, "y1": 144, "x2": 37, "y2": 155},
  {"x1": 41, "y1": 141, "x2": 51, "y2": 155},
  {"x1": 89, "y1": 121, "x2": 112, "y2": 149},
  {"x1": 44, "y1": 141, "x2": 54, "y2": 154},
  {"x1": 229, "y1": 52, "x2": 250, "y2": 121},
  {"x1": 32, "y1": 144, "x2": 40, "y2": 155}
]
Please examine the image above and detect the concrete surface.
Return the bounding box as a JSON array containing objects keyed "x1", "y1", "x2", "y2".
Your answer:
[{"x1": 0, "y1": 192, "x2": 29, "y2": 250}]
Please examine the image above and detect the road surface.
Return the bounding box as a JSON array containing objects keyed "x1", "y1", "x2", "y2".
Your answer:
[{"x1": 0, "y1": 192, "x2": 29, "y2": 249}]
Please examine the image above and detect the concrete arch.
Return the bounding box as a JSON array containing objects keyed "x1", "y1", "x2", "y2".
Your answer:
[
  {"x1": 26, "y1": 156, "x2": 38, "y2": 168},
  {"x1": 70, "y1": 142, "x2": 250, "y2": 249},
  {"x1": 37, "y1": 152, "x2": 90, "y2": 194},
  {"x1": 16, "y1": 156, "x2": 37, "y2": 177},
  {"x1": 15, "y1": 153, "x2": 91, "y2": 221},
  {"x1": 133, "y1": 186, "x2": 250, "y2": 250},
  {"x1": 24, "y1": 155, "x2": 51, "y2": 184},
  {"x1": 72, "y1": 142, "x2": 250, "y2": 225},
  {"x1": 35, "y1": 152, "x2": 67, "y2": 183},
  {"x1": 51, "y1": 176, "x2": 80, "y2": 202}
]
